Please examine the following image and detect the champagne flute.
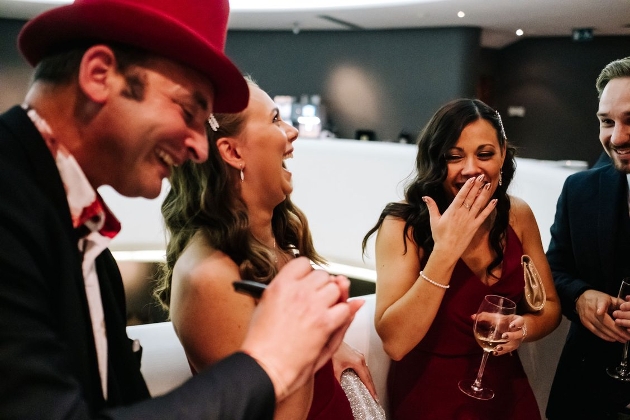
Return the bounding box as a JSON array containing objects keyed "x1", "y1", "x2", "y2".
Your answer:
[
  {"x1": 606, "y1": 278, "x2": 630, "y2": 381},
  {"x1": 458, "y1": 294, "x2": 517, "y2": 400}
]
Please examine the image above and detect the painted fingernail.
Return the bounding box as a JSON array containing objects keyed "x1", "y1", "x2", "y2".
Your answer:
[
  {"x1": 502, "y1": 333, "x2": 508, "y2": 339},
  {"x1": 484, "y1": 183, "x2": 491, "y2": 190},
  {"x1": 477, "y1": 174, "x2": 485, "y2": 182},
  {"x1": 496, "y1": 347, "x2": 503, "y2": 352},
  {"x1": 422, "y1": 196, "x2": 428, "y2": 203},
  {"x1": 490, "y1": 199, "x2": 498, "y2": 206},
  {"x1": 493, "y1": 351, "x2": 498, "y2": 356}
]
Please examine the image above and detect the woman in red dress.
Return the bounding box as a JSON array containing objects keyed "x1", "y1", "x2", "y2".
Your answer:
[
  {"x1": 363, "y1": 98, "x2": 562, "y2": 419},
  {"x1": 154, "y1": 78, "x2": 371, "y2": 419}
]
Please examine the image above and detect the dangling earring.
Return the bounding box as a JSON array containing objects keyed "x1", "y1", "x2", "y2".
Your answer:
[
  {"x1": 499, "y1": 169, "x2": 503, "y2": 186},
  {"x1": 240, "y1": 164, "x2": 244, "y2": 182}
]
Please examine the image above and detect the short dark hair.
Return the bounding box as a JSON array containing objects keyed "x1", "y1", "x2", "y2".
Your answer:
[
  {"x1": 596, "y1": 56, "x2": 630, "y2": 98},
  {"x1": 32, "y1": 43, "x2": 153, "y2": 100}
]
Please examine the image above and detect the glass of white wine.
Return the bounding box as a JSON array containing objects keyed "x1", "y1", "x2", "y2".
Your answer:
[
  {"x1": 606, "y1": 278, "x2": 630, "y2": 381},
  {"x1": 458, "y1": 294, "x2": 517, "y2": 400}
]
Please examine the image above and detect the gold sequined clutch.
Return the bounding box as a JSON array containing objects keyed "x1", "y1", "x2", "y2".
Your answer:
[{"x1": 340, "y1": 368, "x2": 387, "y2": 420}]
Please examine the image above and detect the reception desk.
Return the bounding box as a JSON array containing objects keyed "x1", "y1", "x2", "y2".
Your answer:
[{"x1": 103, "y1": 138, "x2": 585, "y2": 417}]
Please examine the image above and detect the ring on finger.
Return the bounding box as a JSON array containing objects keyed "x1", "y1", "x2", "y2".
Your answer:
[{"x1": 464, "y1": 203, "x2": 471, "y2": 210}]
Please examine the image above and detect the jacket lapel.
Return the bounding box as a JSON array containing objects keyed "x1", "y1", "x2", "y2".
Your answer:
[{"x1": 597, "y1": 164, "x2": 626, "y2": 286}]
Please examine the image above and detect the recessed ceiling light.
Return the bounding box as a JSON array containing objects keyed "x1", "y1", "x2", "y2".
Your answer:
[
  {"x1": 516, "y1": 29, "x2": 524, "y2": 36},
  {"x1": 457, "y1": 11, "x2": 465, "y2": 18}
]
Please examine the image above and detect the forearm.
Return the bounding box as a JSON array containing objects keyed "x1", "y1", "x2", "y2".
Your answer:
[
  {"x1": 546, "y1": 176, "x2": 593, "y2": 322},
  {"x1": 105, "y1": 353, "x2": 275, "y2": 420},
  {"x1": 521, "y1": 299, "x2": 562, "y2": 342},
  {"x1": 377, "y1": 253, "x2": 458, "y2": 360},
  {"x1": 272, "y1": 377, "x2": 313, "y2": 420}
]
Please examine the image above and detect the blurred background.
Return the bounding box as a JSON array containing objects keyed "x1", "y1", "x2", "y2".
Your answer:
[{"x1": 1, "y1": 0, "x2": 627, "y2": 319}]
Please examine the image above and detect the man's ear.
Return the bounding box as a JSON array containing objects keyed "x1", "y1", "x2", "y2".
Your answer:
[
  {"x1": 216, "y1": 137, "x2": 244, "y2": 169},
  {"x1": 77, "y1": 45, "x2": 118, "y2": 104}
]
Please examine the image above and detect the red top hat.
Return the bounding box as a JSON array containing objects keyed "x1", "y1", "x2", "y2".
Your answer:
[{"x1": 18, "y1": 0, "x2": 248, "y2": 113}]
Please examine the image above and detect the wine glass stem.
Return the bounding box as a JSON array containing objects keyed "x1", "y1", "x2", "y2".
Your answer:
[
  {"x1": 620, "y1": 342, "x2": 629, "y2": 372},
  {"x1": 471, "y1": 351, "x2": 490, "y2": 391}
]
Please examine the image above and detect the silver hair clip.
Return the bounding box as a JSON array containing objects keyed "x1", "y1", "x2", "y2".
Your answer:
[
  {"x1": 495, "y1": 110, "x2": 506, "y2": 140},
  {"x1": 208, "y1": 114, "x2": 220, "y2": 132}
]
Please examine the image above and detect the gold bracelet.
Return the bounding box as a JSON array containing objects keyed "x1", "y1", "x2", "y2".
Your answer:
[{"x1": 419, "y1": 271, "x2": 450, "y2": 289}]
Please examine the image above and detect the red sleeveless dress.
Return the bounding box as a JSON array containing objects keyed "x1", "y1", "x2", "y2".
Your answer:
[
  {"x1": 387, "y1": 226, "x2": 541, "y2": 420},
  {"x1": 307, "y1": 360, "x2": 353, "y2": 419}
]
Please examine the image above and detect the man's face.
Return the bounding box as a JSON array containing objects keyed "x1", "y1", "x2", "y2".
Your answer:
[
  {"x1": 91, "y1": 57, "x2": 214, "y2": 199},
  {"x1": 598, "y1": 77, "x2": 630, "y2": 173}
]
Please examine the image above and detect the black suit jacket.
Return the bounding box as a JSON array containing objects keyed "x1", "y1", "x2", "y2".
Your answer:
[
  {"x1": 546, "y1": 163, "x2": 630, "y2": 419},
  {"x1": 0, "y1": 106, "x2": 274, "y2": 419}
]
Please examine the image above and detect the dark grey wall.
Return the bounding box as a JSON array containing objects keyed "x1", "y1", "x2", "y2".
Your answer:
[
  {"x1": 1, "y1": 16, "x2": 629, "y2": 165},
  {"x1": 225, "y1": 28, "x2": 481, "y2": 141},
  {"x1": 495, "y1": 36, "x2": 629, "y2": 166},
  {"x1": 0, "y1": 19, "x2": 32, "y2": 111}
]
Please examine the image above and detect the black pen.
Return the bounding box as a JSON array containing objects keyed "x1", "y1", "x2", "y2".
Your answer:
[{"x1": 232, "y1": 280, "x2": 267, "y2": 298}]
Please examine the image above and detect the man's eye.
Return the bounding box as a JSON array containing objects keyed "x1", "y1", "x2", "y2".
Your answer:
[
  {"x1": 183, "y1": 109, "x2": 194, "y2": 122},
  {"x1": 599, "y1": 119, "x2": 613, "y2": 127}
]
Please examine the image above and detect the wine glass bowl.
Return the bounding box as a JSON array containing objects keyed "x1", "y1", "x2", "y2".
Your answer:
[
  {"x1": 606, "y1": 278, "x2": 630, "y2": 381},
  {"x1": 459, "y1": 294, "x2": 517, "y2": 400}
]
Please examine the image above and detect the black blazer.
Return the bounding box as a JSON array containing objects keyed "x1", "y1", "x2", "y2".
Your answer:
[
  {"x1": 546, "y1": 163, "x2": 630, "y2": 419},
  {"x1": 0, "y1": 106, "x2": 274, "y2": 419}
]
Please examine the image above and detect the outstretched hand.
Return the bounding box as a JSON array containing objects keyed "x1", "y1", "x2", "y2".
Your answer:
[{"x1": 423, "y1": 174, "x2": 497, "y2": 257}]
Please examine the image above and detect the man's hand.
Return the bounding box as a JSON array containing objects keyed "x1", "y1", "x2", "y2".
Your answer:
[
  {"x1": 240, "y1": 257, "x2": 364, "y2": 401},
  {"x1": 613, "y1": 298, "x2": 630, "y2": 336},
  {"x1": 576, "y1": 290, "x2": 630, "y2": 342}
]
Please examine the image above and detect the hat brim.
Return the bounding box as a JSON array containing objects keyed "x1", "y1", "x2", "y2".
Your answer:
[{"x1": 18, "y1": 1, "x2": 248, "y2": 113}]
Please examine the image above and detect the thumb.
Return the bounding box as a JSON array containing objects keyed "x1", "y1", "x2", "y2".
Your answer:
[
  {"x1": 596, "y1": 297, "x2": 610, "y2": 316},
  {"x1": 422, "y1": 196, "x2": 440, "y2": 221}
]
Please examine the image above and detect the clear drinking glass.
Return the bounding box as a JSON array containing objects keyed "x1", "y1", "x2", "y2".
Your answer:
[
  {"x1": 458, "y1": 294, "x2": 517, "y2": 400},
  {"x1": 606, "y1": 278, "x2": 630, "y2": 381}
]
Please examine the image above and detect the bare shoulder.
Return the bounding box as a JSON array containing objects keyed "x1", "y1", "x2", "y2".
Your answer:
[
  {"x1": 172, "y1": 232, "x2": 240, "y2": 293},
  {"x1": 381, "y1": 214, "x2": 407, "y2": 230},
  {"x1": 378, "y1": 215, "x2": 416, "y2": 244},
  {"x1": 509, "y1": 195, "x2": 536, "y2": 222},
  {"x1": 508, "y1": 195, "x2": 540, "y2": 243}
]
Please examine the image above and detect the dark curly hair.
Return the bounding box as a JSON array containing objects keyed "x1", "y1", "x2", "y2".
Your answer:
[
  {"x1": 154, "y1": 78, "x2": 324, "y2": 310},
  {"x1": 362, "y1": 98, "x2": 516, "y2": 279}
]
